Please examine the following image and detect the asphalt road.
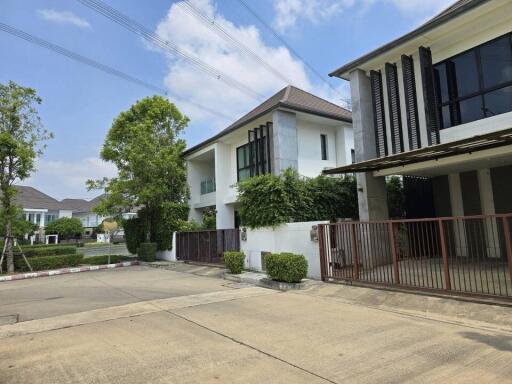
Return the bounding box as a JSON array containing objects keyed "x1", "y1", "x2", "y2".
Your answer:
[{"x1": 0, "y1": 265, "x2": 511, "y2": 383}]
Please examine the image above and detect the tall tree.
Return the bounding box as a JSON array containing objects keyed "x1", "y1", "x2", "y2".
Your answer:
[
  {"x1": 0, "y1": 81, "x2": 51, "y2": 272},
  {"x1": 88, "y1": 96, "x2": 189, "y2": 245}
]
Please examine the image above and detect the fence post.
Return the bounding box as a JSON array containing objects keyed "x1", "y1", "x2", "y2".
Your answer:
[
  {"x1": 388, "y1": 222, "x2": 400, "y2": 284},
  {"x1": 351, "y1": 223, "x2": 360, "y2": 280},
  {"x1": 438, "y1": 219, "x2": 451, "y2": 290},
  {"x1": 502, "y1": 217, "x2": 512, "y2": 284},
  {"x1": 318, "y1": 225, "x2": 327, "y2": 281}
]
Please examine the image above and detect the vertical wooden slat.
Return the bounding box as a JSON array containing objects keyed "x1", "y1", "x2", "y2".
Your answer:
[
  {"x1": 370, "y1": 70, "x2": 388, "y2": 157},
  {"x1": 401, "y1": 54, "x2": 421, "y2": 150},
  {"x1": 351, "y1": 223, "x2": 360, "y2": 280},
  {"x1": 318, "y1": 225, "x2": 327, "y2": 281},
  {"x1": 385, "y1": 62, "x2": 404, "y2": 154},
  {"x1": 419, "y1": 46, "x2": 440, "y2": 145}
]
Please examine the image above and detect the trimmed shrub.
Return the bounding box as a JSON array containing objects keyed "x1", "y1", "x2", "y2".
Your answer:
[
  {"x1": 265, "y1": 253, "x2": 308, "y2": 283},
  {"x1": 15, "y1": 253, "x2": 84, "y2": 271},
  {"x1": 124, "y1": 217, "x2": 145, "y2": 255},
  {"x1": 224, "y1": 251, "x2": 245, "y2": 274},
  {"x1": 81, "y1": 255, "x2": 135, "y2": 265},
  {"x1": 23, "y1": 246, "x2": 77, "y2": 258},
  {"x1": 138, "y1": 242, "x2": 157, "y2": 262}
]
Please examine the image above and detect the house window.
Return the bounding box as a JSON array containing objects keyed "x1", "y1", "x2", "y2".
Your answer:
[
  {"x1": 237, "y1": 128, "x2": 270, "y2": 182},
  {"x1": 237, "y1": 143, "x2": 252, "y2": 182},
  {"x1": 434, "y1": 33, "x2": 512, "y2": 129},
  {"x1": 320, "y1": 134, "x2": 328, "y2": 160},
  {"x1": 351, "y1": 149, "x2": 355, "y2": 164}
]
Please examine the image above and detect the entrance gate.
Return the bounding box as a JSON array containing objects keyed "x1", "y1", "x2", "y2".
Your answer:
[{"x1": 176, "y1": 229, "x2": 240, "y2": 265}]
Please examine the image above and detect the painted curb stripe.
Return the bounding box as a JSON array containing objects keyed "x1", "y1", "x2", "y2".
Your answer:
[{"x1": 0, "y1": 261, "x2": 139, "y2": 283}]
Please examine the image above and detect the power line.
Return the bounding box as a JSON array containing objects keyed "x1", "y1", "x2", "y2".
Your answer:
[
  {"x1": 0, "y1": 22, "x2": 237, "y2": 122},
  {"x1": 180, "y1": 0, "x2": 294, "y2": 86},
  {"x1": 76, "y1": 0, "x2": 266, "y2": 101},
  {"x1": 235, "y1": 0, "x2": 351, "y2": 109}
]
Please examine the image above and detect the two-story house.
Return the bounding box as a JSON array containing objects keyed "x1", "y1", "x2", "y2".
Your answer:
[
  {"x1": 184, "y1": 86, "x2": 353, "y2": 229},
  {"x1": 326, "y1": 0, "x2": 512, "y2": 223}
]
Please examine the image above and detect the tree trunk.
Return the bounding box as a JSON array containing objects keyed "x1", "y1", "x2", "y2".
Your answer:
[
  {"x1": 146, "y1": 204, "x2": 151, "y2": 242},
  {"x1": 5, "y1": 220, "x2": 14, "y2": 273}
]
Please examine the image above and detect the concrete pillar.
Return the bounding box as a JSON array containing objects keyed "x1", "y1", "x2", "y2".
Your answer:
[
  {"x1": 448, "y1": 173, "x2": 468, "y2": 257},
  {"x1": 215, "y1": 143, "x2": 235, "y2": 229},
  {"x1": 272, "y1": 110, "x2": 298, "y2": 175},
  {"x1": 477, "y1": 168, "x2": 500, "y2": 258},
  {"x1": 350, "y1": 69, "x2": 389, "y2": 221}
]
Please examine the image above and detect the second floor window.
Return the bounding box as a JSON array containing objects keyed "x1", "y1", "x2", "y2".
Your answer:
[
  {"x1": 237, "y1": 132, "x2": 269, "y2": 182},
  {"x1": 434, "y1": 33, "x2": 512, "y2": 129},
  {"x1": 320, "y1": 134, "x2": 328, "y2": 160}
]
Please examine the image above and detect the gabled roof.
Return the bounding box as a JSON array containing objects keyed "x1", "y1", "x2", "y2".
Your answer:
[
  {"x1": 13, "y1": 186, "x2": 104, "y2": 212},
  {"x1": 329, "y1": 0, "x2": 490, "y2": 79},
  {"x1": 183, "y1": 85, "x2": 352, "y2": 156},
  {"x1": 14, "y1": 186, "x2": 63, "y2": 211}
]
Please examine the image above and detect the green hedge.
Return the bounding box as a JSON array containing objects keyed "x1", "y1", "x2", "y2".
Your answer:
[
  {"x1": 265, "y1": 253, "x2": 308, "y2": 283},
  {"x1": 15, "y1": 253, "x2": 84, "y2": 271},
  {"x1": 224, "y1": 251, "x2": 245, "y2": 274},
  {"x1": 138, "y1": 242, "x2": 157, "y2": 262},
  {"x1": 82, "y1": 255, "x2": 135, "y2": 265},
  {"x1": 23, "y1": 246, "x2": 77, "y2": 258}
]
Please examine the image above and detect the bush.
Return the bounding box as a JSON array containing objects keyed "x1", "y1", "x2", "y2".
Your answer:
[
  {"x1": 265, "y1": 253, "x2": 308, "y2": 283},
  {"x1": 124, "y1": 217, "x2": 145, "y2": 255},
  {"x1": 224, "y1": 251, "x2": 245, "y2": 274},
  {"x1": 82, "y1": 255, "x2": 135, "y2": 265},
  {"x1": 45, "y1": 217, "x2": 83, "y2": 239},
  {"x1": 138, "y1": 242, "x2": 157, "y2": 261},
  {"x1": 15, "y1": 253, "x2": 84, "y2": 271},
  {"x1": 23, "y1": 245, "x2": 77, "y2": 257}
]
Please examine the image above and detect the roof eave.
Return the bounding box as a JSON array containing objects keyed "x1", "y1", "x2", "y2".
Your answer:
[{"x1": 328, "y1": 0, "x2": 490, "y2": 80}]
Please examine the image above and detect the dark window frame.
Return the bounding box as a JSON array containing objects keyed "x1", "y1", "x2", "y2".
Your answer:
[
  {"x1": 236, "y1": 132, "x2": 269, "y2": 182},
  {"x1": 320, "y1": 134, "x2": 328, "y2": 160},
  {"x1": 434, "y1": 32, "x2": 512, "y2": 129}
]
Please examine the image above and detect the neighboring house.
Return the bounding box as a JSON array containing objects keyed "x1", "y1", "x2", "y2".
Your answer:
[
  {"x1": 184, "y1": 85, "x2": 353, "y2": 229},
  {"x1": 326, "y1": 0, "x2": 512, "y2": 222},
  {"x1": 14, "y1": 186, "x2": 136, "y2": 238}
]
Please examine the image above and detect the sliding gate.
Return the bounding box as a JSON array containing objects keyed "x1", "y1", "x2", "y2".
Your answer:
[
  {"x1": 319, "y1": 214, "x2": 512, "y2": 300},
  {"x1": 176, "y1": 229, "x2": 240, "y2": 265}
]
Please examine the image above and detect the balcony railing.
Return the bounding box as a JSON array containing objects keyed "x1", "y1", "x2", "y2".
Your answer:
[{"x1": 200, "y1": 179, "x2": 216, "y2": 195}]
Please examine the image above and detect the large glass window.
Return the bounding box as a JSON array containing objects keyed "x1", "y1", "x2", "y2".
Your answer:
[
  {"x1": 237, "y1": 143, "x2": 252, "y2": 182},
  {"x1": 236, "y1": 134, "x2": 269, "y2": 182},
  {"x1": 434, "y1": 33, "x2": 512, "y2": 129}
]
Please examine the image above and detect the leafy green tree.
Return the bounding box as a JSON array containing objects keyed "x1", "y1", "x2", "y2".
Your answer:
[
  {"x1": 306, "y1": 175, "x2": 358, "y2": 221},
  {"x1": 386, "y1": 176, "x2": 405, "y2": 219},
  {"x1": 0, "y1": 207, "x2": 38, "y2": 239},
  {"x1": 88, "y1": 96, "x2": 189, "y2": 249},
  {"x1": 0, "y1": 81, "x2": 51, "y2": 272},
  {"x1": 45, "y1": 217, "x2": 83, "y2": 240}
]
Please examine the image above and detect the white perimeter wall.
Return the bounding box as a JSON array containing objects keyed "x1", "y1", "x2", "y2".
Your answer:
[{"x1": 240, "y1": 221, "x2": 328, "y2": 279}]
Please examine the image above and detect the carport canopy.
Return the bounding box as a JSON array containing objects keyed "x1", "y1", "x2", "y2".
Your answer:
[{"x1": 323, "y1": 128, "x2": 512, "y2": 175}]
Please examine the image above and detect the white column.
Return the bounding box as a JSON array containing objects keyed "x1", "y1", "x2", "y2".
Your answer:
[
  {"x1": 215, "y1": 143, "x2": 235, "y2": 229},
  {"x1": 448, "y1": 173, "x2": 468, "y2": 257},
  {"x1": 477, "y1": 168, "x2": 500, "y2": 258}
]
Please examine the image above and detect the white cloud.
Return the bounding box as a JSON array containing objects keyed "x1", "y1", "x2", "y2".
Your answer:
[
  {"x1": 272, "y1": 0, "x2": 454, "y2": 33},
  {"x1": 25, "y1": 157, "x2": 117, "y2": 200},
  {"x1": 37, "y1": 9, "x2": 91, "y2": 29},
  {"x1": 155, "y1": 0, "x2": 348, "y2": 132},
  {"x1": 273, "y1": 0, "x2": 354, "y2": 33}
]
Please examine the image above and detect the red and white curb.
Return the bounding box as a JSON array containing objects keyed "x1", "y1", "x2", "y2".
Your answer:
[{"x1": 0, "y1": 261, "x2": 140, "y2": 283}]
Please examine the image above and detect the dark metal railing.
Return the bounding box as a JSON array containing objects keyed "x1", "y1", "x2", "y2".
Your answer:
[{"x1": 319, "y1": 214, "x2": 512, "y2": 299}]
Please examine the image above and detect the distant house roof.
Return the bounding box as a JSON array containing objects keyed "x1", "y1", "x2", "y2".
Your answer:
[
  {"x1": 13, "y1": 186, "x2": 104, "y2": 212},
  {"x1": 183, "y1": 85, "x2": 352, "y2": 156},
  {"x1": 329, "y1": 0, "x2": 489, "y2": 79}
]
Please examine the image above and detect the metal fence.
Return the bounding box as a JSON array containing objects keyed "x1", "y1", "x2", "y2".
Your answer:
[
  {"x1": 176, "y1": 229, "x2": 239, "y2": 265},
  {"x1": 319, "y1": 214, "x2": 512, "y2": 299}
]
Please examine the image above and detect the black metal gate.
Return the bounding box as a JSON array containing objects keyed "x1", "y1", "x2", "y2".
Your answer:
[{"x1": 176, "y1": 229, "x2": 240, "y2": 264}]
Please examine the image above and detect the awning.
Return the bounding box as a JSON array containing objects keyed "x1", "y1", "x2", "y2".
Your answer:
[{"x1": 323, "y1": 128, "x2": 512, "y2": 174}]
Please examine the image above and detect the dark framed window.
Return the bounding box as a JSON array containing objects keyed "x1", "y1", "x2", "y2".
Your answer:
[
  {"x1": 320, "y1": 134, "x2": 328, "y2": 160},
  {"x1": 351, "y1": 149, "x2": 355, "y2": 164},
  {"x1": 434, "y1": 33, "x2": 512, "y2": 129},
  {"x1": 236, "y1": 143, "x2": 252, "y2": 182}
]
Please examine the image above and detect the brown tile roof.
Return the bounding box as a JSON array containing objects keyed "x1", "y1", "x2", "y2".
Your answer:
[
  {"x1": 184, "y1": 85, "x2": 351, "y2": 156},
  {"x1": 329, "y1": 0, "x2": 490, "y2": 78}
]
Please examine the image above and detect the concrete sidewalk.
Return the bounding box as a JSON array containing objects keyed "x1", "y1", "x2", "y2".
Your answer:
[{"x1": 0, "y1": 265, "x2": 511, "y2": 383}]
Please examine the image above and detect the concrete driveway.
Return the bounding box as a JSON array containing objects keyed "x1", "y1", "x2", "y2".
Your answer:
[{"x1": 0, "y1": 265, "x2": 511, "y2": 383}]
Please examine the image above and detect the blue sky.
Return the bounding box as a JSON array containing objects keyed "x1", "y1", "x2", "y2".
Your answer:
[{"x1": 0, "y1": 0, "x2": 452, "y2": 199}]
